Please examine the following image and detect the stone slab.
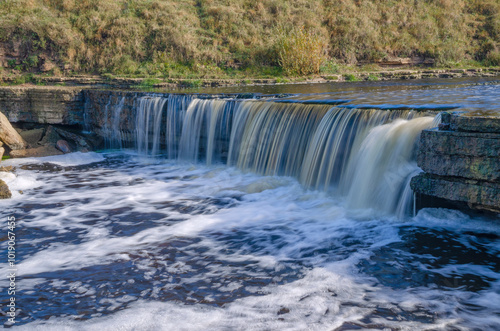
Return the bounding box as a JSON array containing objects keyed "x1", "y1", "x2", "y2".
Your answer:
[
  {"x1": 411, "y1": 173, "x2": 500, "y2": 213},
  {"x1": 418, "y1": 153, "x2": 500, "y2": 182},
  {"x1": 448, "y1": 113, "x2": 500, "y2": 133},
  {"x1": 419, "y1": 129, "x2": 500, "y2": 157}
]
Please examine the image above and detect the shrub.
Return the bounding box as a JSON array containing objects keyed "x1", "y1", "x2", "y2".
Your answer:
[
  {"x1": 276, "y1": 26, "x2": 327, "y2": 76},
  {"x1": 344, "y1": 74, "x2": 358, "y2": 82},
  {"x1": 485, "y1": 50, "x2": 500, "y2": 66}
]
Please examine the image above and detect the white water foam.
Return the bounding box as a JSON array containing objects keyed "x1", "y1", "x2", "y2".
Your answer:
[
  {"x1": 0, "y1": 153, "x2": 498, "y2": 330},
  {"x1": 1, "y1": 152, "x2": 105, "y2": 167}
]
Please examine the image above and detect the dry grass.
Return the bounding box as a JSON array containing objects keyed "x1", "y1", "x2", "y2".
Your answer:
[
  {"x1": 276, "y1": 26, "x2": 327, "y2": 75},
  {"x1": 0, "y1": 0, "x2": 498, "y2": 77}
]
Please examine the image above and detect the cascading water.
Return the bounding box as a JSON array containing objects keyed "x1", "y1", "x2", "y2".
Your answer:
[
  {"x1": 109, "y1": 97, "x2": 125, "y2": 149},
  {"x1": 165, "y1": 94, "x2": 193, "y2": 159},
  {"x1": 341, "y1": 117, "x2": 435, "y2": 217},
  {"x1": 105, "y1": 95, "x2": 436, "y2": 216},
  {"x1": 178, "y1": 99, "x2": 235, "y2": 164},
  {"x1": 136, "y1": 96, "x2": 168, "y2": 156},
  {"x1": 6, "y1": 82, "x2": 499, "y2": 330}
]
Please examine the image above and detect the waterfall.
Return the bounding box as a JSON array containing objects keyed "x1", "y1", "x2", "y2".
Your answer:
[
  {"x1": 228, "y1": 101, "x2": 331, "y2": 176},
  {"x1": 165, "y1": 94, "x2": 193, "y2": 159},
  {"x1": 99, "y1": 95, "x2": 438, "y2": 216},
  {"x1": 109, "y1": 97, "x2": 125, "y2": 149},
  {"x1": 136, "y1": 96, "x2": 168, "y2": 156},
  {"x1": 340, "y1": 117, "x2": 435, "y2": 217},
  {"x1": 178, "y1": 99, "x2": 236, "y2": 164}
]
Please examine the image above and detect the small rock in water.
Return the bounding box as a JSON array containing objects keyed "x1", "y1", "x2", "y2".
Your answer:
[
  {"x1": 0, "y1": 165, "x2": 13, "y2": 172},
  {"x1": 56, "y1": 140, "x2": 72, "y2": 154},
  {"x1": 0, "y1": 179, "x2": 12, "y2": 199}
]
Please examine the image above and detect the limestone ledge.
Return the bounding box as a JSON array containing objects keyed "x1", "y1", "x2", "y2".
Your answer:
[
  {"x1": 411, "y1": 173, "x2": 500, "y2": 214},
  {"x1": 0, "y1": 86, "x2": 84, "y2": 125},
  {"x1": 412, "y1": 112, "x2": 500, "y2": 214}
]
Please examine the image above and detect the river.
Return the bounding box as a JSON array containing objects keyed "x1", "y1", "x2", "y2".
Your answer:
[{"x1": 0, "y1": 77, "x2": 499, "y2": 330}]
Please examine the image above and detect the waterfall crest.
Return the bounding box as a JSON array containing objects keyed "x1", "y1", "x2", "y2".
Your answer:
[{"x1": 100, "y1": 95, "x2": 437, "y2": 216}]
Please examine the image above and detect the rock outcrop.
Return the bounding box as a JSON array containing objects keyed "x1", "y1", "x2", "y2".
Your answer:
[
  {"x1": 0, "y1": 87, "x2": 84, "y2": 125},
  {"x1": 411, "y1": 112, "x2": 500, "y2": 214},
  {"x1": 20, "y1": 128, "x2": 45, "y2": 147},
  {"x1": 0, "y1": 111, "x2": 26, "y2": 150}
]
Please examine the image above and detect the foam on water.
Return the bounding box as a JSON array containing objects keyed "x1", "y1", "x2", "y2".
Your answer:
[
  {"x1": 2, "y1": 152, "x2": 105, "y2": 167},
  {"x1": 1, "y1": 153, "x2": 499, "y2": 330}
]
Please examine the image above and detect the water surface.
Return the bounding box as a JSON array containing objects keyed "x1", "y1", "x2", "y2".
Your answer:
[{"x1": 0, "y1": 153, "x2": 499, "y2": 330}]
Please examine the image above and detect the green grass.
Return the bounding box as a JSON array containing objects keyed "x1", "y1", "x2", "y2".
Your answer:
[
  {"x1": 181, "y1": 80, "x2": 202, "y2": 88},
  {"x1": 344, "y1": 74, "x2": 359, "y2": 82}
]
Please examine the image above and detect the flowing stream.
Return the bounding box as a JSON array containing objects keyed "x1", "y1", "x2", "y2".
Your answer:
[{"x1": 1, "y1": 80, "x2": 499, "y2": 330}]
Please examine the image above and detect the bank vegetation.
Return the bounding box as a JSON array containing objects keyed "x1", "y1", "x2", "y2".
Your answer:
[{"x1": 0, "y1": 0, "x2": 499, "y2": 79}]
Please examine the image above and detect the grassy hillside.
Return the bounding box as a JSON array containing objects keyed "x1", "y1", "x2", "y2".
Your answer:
[{"x1": 0, "y1": 0, "x2": 499, "y2": 79}]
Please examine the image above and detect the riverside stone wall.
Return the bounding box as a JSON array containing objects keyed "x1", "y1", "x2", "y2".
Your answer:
[
  {"x1": 0, "y1": 87, "x2": 85, "y2": 125},
  {"x1": 411, "y1": 112, "x2": 500, "y2": 214},
  {"x1": 83, "y1": 90, "x2": 143, "y2": 144}
]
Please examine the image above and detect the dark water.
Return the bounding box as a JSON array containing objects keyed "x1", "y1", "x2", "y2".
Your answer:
[
  {"x1": 161, "y1": 77, "x2": 500, "y2": 116},
  {"x1": 1, "y1": 153, "x2": 499, "y2": 330}
]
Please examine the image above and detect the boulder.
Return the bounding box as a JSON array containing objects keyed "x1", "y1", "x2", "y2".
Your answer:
[
  {"x1": 20, "y1": 128, "x2": 44, "y2": 147},
  {"x1": 0, "y1": 179, "x2": 11, "y2": 199},
  {"x1": 56, "y1": 139, "x2": 71, "y2": 153},
  {"x1": 54, "y1": 127, "x2": 91, "y2": 151},
  {"x1": 0, "y1": 111, "x2": 26, "y2": 150},
  {"x1": 39, "y1": 125, "x2": 61, "y2": 146},
  {"x1": 0, "y1": 146, "x2": 3, "y2": 160}
]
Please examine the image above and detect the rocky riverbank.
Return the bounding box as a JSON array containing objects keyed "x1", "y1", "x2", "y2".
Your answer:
[
  {"x1": 0, "y1": 105, "x2": 101, "y2": 198},
  {"x1": 1, "y1": 67, "x2": 500, "y2": 89},
  {"x1": 411, "y1": 112, "x2": 500, "y2": 214}
]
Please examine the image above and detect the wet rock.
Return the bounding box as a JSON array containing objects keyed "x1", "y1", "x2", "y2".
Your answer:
[
  {"x1": 39, "y1": 125, "x2": 61, "y2": 146},
  {"x1": 53, "y1": 127, "x2": 90, "y2": 151},
  {"x1": 0, "y1": 87, "x2": 84, "y2": 125},
  {"x1": 0, "y1": 165, "x2": 13, "y2": 172},
  {"x1": 56, "y1": 139, "x2": 71, "y2": 153},
  {"x1": 450, "y1": 114, "x2": 500, "y2": 133},
  {"x1": 417, "y1": 129, "x2": 500, "y2": 182},
  {"x1": 20, "y1": 128, "x2": 44, "y2": 147},
  {"x1": 0, "y1": 111, "x2": 26, "y2": 150},
  {"x1": 0, "y1": 179, "x2": 11, "y2": 199},
  {"x1": 414, "y1": 113, "x2": 500, "y2": 214},
  {"x1": 411, "y1": 173, "x2": 500, "y2": 214},
  {"x1": 9, "y1": 145, "x2": 63, "y2": 158}
]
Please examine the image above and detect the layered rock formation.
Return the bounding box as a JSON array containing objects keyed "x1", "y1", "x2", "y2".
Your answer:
[
  {"x1": 411, "y1": 112, "x2": 500, "y2": 214},
  {"x1": 0, "y1": 86, "x2": 84, "y2": 125}
]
